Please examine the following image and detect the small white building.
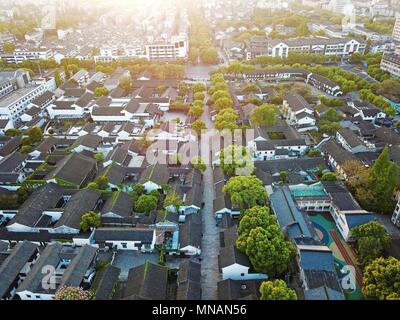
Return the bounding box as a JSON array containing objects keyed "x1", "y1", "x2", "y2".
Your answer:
[{"x1": 93, "y1": 228, "x2": 156, "y2": 251}]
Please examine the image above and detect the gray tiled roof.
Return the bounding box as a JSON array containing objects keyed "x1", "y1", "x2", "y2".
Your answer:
[
  {"x1": 0, "y1": 241, "x2": 38, "y2": 298},
  {"x1": 59, "y1": 245, "x2": 97, "y2": 287},
  {"x1": 54, "y1": 188, "x2": 101, "y2": 230},
  {"x1": 9, "y1": 183, "x2": 65, "y2": 227},
  {"x1": 123, "y1": 261, "x2": 168, "y2": 300}
]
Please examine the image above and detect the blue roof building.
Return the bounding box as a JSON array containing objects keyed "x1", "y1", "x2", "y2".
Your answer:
[{"x1": 298, "y1": 245, "x2": 345, "y2": 300}]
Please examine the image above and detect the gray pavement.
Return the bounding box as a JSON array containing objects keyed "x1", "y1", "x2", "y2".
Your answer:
[
  {"x1": 199, "y1": 102, "x2": 221, "y2": 300},
  {"x1": 373, "y1": 213, "x2": 400, "y2": 238}
]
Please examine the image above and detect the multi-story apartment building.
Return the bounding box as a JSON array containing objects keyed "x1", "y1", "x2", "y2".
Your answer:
[
  {"x1": 0, "y1": 69, "x2": 46, "y2": 124},
  {"x1": 392, "y1": 197, "x2": 400, "y2": 227},
  {"x1": 246, "y1": 37, "x2": 366, "y2": 59},
  {"x1": 145, "y1": 34, "x2": 189, "y2": 61},
  {"x1": 0, "y1": 48, "x2": 53, "y2": 64},
  {"x1": 0, "y1": 84, "x2": 46, "y2": 125},
  {"x1": 380, "y1": 52, "x2": 400, "y2": 77},
  {"x1": 328, "y1": 0, "x2": 353, "y2": 15},
  {"x1": 0, "y1": 69, "x2": 30, "y2": 98},
  {"x1": 0, "y1": 31, "x2": 16, "y2": 51},
  {"x1": 393, "y1": 15, "x2": 400, "y2": 42}
]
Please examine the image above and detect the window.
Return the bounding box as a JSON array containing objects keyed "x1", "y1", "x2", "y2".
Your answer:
[{"x1": 121, "y1": 243, "x2": 127, "y2": 249}]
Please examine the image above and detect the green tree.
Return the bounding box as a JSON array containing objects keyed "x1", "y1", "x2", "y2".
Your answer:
[
  {"x1": 191, "y1": 156, "x2": 206, "y2": 172},
  {"x1": 220, "y1": 145, "x2": 254, "y2": 177},
  {"x1": 215, "y1": 108, "x2": 238, "y2": 131},
  {"x1": 193, "y1": 83, "x2": 206, "y2": 94},
  {"x1": 209, "y1": 82, "x2": 228, "y2": 95},
  {"x1": 54, "y1": 69, "x2": 62, "y2": 87},
  {"x1": 211, "y1": 73, "x2": 225, "y2": 84},
  {"x1": 5, "y1": 128, "x2": 21, "y2": 137},
  {"x1": 130, "y1": 183, "x2": 146, "y2": 201},
  {"x1": 307, "y1": 148, "x2": 321, "y2": 157},
  {"x1": 367, "y1": 145, "x2": 398, "y2": 214},
  {"x1": 194, "y1": 92, "x2": 205, "y2": 101},
  {"x1": 236, "y1": 206, "x2": 276, "y2": 252},
  {"x1": 87, "y1": 182, "x2": 99, "y2": 189},
  {"x1": 250, "y1": 104, "x2": 276, "y2": 127},
  {"x1": 20, "y1": 145, "x2": 32, "y2": 154},
  {"x1": 55, "y1": 286, "x2": 93, "y2": 300},
  {"x1": 245, "y1": 226, "x2": 296, "y2": 277},
  {"x1": 189, "y1": 104, "x2": 204, "y2": 118},
  {"x1": 3, "y1": 42, "x2": 16, "y2": 53},
  {"x1": 259, "y1": 280, "x2": 297, "y2": 300},
  {"x1": 17, "y1": 186, "x2": 30, "y2": 203},
  {"x1": 95, "y1": 176, "x2": 109, "y2": 190},
  {"x1": 26, "y1": 127, "x2": 43, "y2": 144},
  {"x1": 349, "y1": 52, "x2": 364, "y2": 64},
  {"x1": 378, "y1": 79, "x2": 400, "y2": 100},
  {"x1": 352, "y1": 221, "x2": 390, "y2": 266},
  {"x1": 191, "y1": 119, "x2": 207, "y2": 137},
  {"x1": 164, "y1": 190, "x2": 183, "y2": 212},
  {"x1": 119, "y1": 76, "x2": 132, "y2": 92},
  {"x1": 94, "y1": 152, "x2": 104, "y2": 163},
  {"x1": 94, "y1": 86, "x2": 109, "y2": 97},
  {"x1": 223, "y1": 175, "x2": 266, "y2": 209},
  {"x1": 363, "y1": 257, "x2": 400, "y2": 300},
  {"x1": 212, "y1": 90, "x2": 231, "y2": 102},
  {"x1": 80, "y1": 211, "x2": 101, "y2": 232},
  {"x1": 178, "y1": 82, "x2": 189, "y2": 95},
  {"x1": 214, "y1": 97, "x2": 233, "y2": 112},
  {"x1": 280, "y1": 171, "x2": 288, "y2": 183},
  {"x1": 192, "y1": 100, "x2": 203, "y2": 108},
  {"x1": 321, "y1": 172, "x2": 337, "y2": 181},
  {"x1": 135, "y1": 194, "x2": 158, "y2": 215},
  {"x1": 200, "y1": 47, "x2": 218, "y2": 64}
]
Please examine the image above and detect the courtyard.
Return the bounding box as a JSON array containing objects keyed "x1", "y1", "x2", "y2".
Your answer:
[{"x1": 309, "y1": 212, "x2": 365, "y2": 300}]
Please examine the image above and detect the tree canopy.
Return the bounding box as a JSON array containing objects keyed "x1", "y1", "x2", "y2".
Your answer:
[
  {"x1": 94, "y1": 86, "x2": 109, "y2": 97},
  {"x1": 363, "y1": 257, "x2": 400, "y2": 300},
  {"x1": 214, "y1": 108, "x2": 238, "y2": 131},
  {"x1": 80, "y1": 211, "x2": 101, "y2": 232},
  {"x1": 220, "y1": 145, "x2": 254, "y2": 177},
  {"x1": 95, "y1": 176, "x2": 109, "y2": 190},
  {"x1": 191, "y1": 156, "x2": 206, "y2": 172},
  {"x1": 259, "y1": 280, "x2": 297, "y2": 300},
  {"x1": 135, "y1": 194, "x2": 158, "y2": 215},
  {"x1": 250, "y1": 104, "x2": 277, "y2": 127},
  {"x1": 236, "y1": 206, "x2": 276, "y2": 252},
  {"x1": 347, "y1": 146, "x2": 398, "y2": 214},
  {"x1": 245, "y1": 226, "x2": 296, "y2": 276},
  {"x1": 191, "y1": 119, "x2": 207, "y2": 137},
  {"x1": 223, "y1": 175, "x2": 266, "y2": 209},
  {"x1": 351, "y1": 221, "x2": 390, "y2": 266}
]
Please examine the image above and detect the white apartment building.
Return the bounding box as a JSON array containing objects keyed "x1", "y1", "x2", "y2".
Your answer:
[
  {"x1": 0, "y1": 77, "x2": 16, "y2": 99},
  {"x1": 380, "y1": 52, "x2": 400, "y2": 77},
  {"x1": 145, "y1": 33, "x2": 189, "y2": 60},
  {"x1": 0, "y1": 83, "x2": 46, "y2": 124},
  {"x1": 100, "y1": 45, "x2": 118, "y2": 57},
  {"x1": 392, "y1": 198, "x2": 400, "y2": 227},
  {"x1": 393, "y1": 15, "x2": 400, "y2": 42},
  {"x1": 71, "y1": 69, "x2": 90, "y2": 87},
  {"x1": 0, "y1": 48, "x2": 53, "y2": 64},
  {"x1": 246, "y1": 37, "x2": 366, "y2": 59},
  {"x1": 328, "y1": 0, "x2": 353, "y2": 15},
  {"x1": 0, "y1": 69, "x2": 48, "y2": 124}
]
